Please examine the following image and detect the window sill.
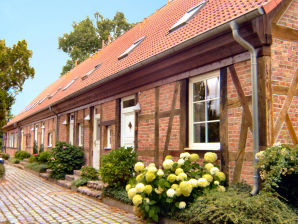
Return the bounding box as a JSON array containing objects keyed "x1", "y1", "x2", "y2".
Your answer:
[
  {"x1": 184, "y1": 147, "x2": 220, "y2": 151},
  {"x1": 104, "y1": 148, "x2": 112, "y2": 150}
]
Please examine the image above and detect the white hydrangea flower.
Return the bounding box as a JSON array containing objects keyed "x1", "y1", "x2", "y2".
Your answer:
[
  {"x1": 179, "y1": 201, "x2": 186, "y2": 209},
  {"x1": 180, "y1": 152, "x2": 190, "y2": 159},
  {"x1": 273, "y1": 142, "x2": 281, "y2": 147},
  {"x1": 166, "y1": 188, "x2": 176, "y2": 198},
  {"x1": 178, "y1": 159, "x2": 185, "y2": 166},
  {"x1": 163, "y1": 159, "x2": 174, "y2": 169},
  {"x1": 135, "y1": 183, "x2": 145, "y2": 193},
  {"x1": 178, "y1": 172, "x2": 187, "y2": 181},
  {"x1": 148, "y1": 166, "x2": 157, "y2": 173},
  {"x1": 214, "y1": 180, "x2": 220, "y2": 185},
  {"x1": 134, "y1": 162, "x2": 144, "y2": 172},
  {"x1": 210, "y1": 167, "x2": 220, "y2": 175},
  {"x1": 197, "y1": 178, "x2": 209, "y2": 187},
  {"x1": 188, "y1": 179, "x2": 198, "y2": 187},
  {"x1": 157, "y1": 169, "x2": 164, "y2": 177}
]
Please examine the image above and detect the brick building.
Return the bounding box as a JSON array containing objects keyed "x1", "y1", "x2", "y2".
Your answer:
[{"x1": 2, "y1": 0, "x2": 297, "y2": 184}]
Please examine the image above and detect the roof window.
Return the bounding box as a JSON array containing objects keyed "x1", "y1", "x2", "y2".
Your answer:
[
  {"x1": 48, "y1": 87, "x2": 62, "y2": 99},
  {"x1": 38, "y1": 95, "x2": 48, "y2": 105},
  {"x1": 63, "y1": 77, "x2": 78, "y2": 91},
  {"x1": 169, "y1": 0, "x2": 207, "y2": 32},
  {"x1": 118, "y1": 36, "x2": 146, "y2": 60},
  {"x1": 81, "y1": 63, "x2": 102, "y2": 80}
]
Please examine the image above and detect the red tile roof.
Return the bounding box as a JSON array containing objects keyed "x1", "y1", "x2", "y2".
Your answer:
[{"x1": 6, "y1": 0, "x2": 278, "y2": 127}]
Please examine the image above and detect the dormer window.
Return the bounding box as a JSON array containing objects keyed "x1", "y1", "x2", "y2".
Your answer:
[
  {"x1": 63, "y1": 77, "x2": 78, "y2": 91},
  {"x1": 81, "y1": 63, "x2": 102, "y2": 80},
  {"x1": 118, "y1": 36, "x2": 146, "y2": 60},
  {"x1": 169, "y1": 0, "x2": 207, "y2": 32}
]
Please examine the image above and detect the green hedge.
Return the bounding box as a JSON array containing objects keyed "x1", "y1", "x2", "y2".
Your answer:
[{"x1": 174, "y1": 184, "x2": 297, "y2": 224}]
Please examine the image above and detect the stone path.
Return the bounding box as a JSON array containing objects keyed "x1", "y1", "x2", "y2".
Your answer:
[{"x1": 0, "y1": 164, "x2": 143, "y2": 224}]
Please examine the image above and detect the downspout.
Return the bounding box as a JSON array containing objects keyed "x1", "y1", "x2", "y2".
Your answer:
[
  {"x1": 230, "y1": 20, "x2": 260, "y2": 195},
  {"x1": 49, "y1": 106, "x2": 59, "y2": 143}
]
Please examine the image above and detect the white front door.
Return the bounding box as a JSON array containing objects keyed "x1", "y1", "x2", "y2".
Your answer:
[
  {"x1": 121, "y1": 96, "x2": 135, "y2": 148},
  {"x1": 93, "y1": 113, "x2": 101, "y2": 170}
]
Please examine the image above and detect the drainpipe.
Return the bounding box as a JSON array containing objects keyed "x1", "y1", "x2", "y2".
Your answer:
[
  {"x1": 49, "y1": 106, "x2": 59, "y2": 143},
  {"x1": 230, "y1": 20, "x2": 260, "y2": 195}
]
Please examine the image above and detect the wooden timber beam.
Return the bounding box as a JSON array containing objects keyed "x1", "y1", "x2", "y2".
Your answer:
[
  {"x1": 154, "y1": 87, "x2": 160, "y2": 167},
  {"x1": 273, "y1": 69, "x2": 298, "y2": 142}
]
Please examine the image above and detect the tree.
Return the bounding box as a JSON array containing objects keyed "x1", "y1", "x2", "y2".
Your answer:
[
  {"x1": 58, "y1": 11, "x2": 134, "y2": 75},
  {"x1": 0, "y1": 40, "x2": 34, "y2": 124}
]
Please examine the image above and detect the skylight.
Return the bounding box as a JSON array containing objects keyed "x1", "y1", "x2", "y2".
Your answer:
[
  {"x1": 63, "y1": 77, "x2": 78, "y2": 91},
  {"x1": 169, "y1": 0, "x2": 207, "y2": 32},
  {"x1": 48, "y1": 87, "x2": 62, "y2": 99},
  {"x1": 38, "y1": 95, "x2": 48, "y2": 105},
  {"x1": 118, "y1": 36, "x2": 146, "y2": 60},
  {"x1": 81, "y1": 63, "x2": 102, "y2": 80}
]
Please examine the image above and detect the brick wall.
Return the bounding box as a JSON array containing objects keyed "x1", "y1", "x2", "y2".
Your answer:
[{"x1": 227, "y1": 60, "x2": 254, "y2": 185}]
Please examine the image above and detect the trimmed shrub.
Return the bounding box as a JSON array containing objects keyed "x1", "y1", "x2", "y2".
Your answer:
[
  {"x1": 72, "y1": 177, "x2": 89, "y2": 188},
  {"x1": 39, "y1": 144, "x2": 44, "y2": 153},
  {"x1": 9, "y1": 157, "x2": 20, "y2": 164},
  {"x1": 28, "y1": 155, "x2": 38, "y2": 163},
  {"x1": 103, "y1": 186, "x2": 132, "y2": 205},
  {"x1": 99, "y1": 147, "x2": 137, "y2": 188},
  {"x1": 174, "y1": 184, "x2": 298, "y2": 224},
  {"x1": 25, "y1": 162, "x2": 47, "y2": 173},
  {"x1": 81, "y1": 166, "x2": 99, "y2": 180},
  {"x1": 0, "y1": 164, "x2": 5, "y2": 179},
  {"x1": 14, "y1": 151, "x2": 31, "y2": 160},
  {"x1": 33, "y1": 140, "x2": 38, "y2": 154},
  {"x1": 1, "y1": 153, "x2": 10, "y2": 160},
  {"x1": 38, "y1": 151, "x2": 50, "y2": 163},
  {"x1": 47, "y1": 142, "x2": 84, "y2": 179},
  {"x1": 256, "y1": 143, "x2": 297, "y2": 206}
]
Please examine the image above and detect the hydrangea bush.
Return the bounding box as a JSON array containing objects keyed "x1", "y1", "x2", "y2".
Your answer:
[{"x1": 126, "y1": 152, "x2": 226, "y2": 222}]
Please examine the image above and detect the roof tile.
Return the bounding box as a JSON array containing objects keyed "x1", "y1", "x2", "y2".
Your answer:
[{"x1": 6, "y1": 0, "x2": 276, "y2": 127}]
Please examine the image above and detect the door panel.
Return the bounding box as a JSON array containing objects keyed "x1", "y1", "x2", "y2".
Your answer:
[{"x1": 93, "y1": 115, "x2": 100, "y2": 170}]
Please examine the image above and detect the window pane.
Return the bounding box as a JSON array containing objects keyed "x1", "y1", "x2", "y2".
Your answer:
[
  {"x1": 194, "y1": 102, "x2": 205, "y2": 122},
  {"x1": 207, "y1": 99, "x2": 220, "y2": 121},
  {"x1": 193, "y1": 81, "x2": 205, "y2": 101},
  {"x1": 206, "y1": 77, "x2": 219, "y2": 99},
  {"x1": 207, "y1": 122, "x2": 220, "y2": 142},
  {"x1": 194, "y1": 123, "x2": 205, "y2": 143},
  {"x1": 123, "y1": 99, "x2": 135, "y2": 108}
]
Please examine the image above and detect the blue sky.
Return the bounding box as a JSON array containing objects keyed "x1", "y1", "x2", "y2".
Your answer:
[{"x1": 0, "y1": 0, "x2": 166, "y2": 116}]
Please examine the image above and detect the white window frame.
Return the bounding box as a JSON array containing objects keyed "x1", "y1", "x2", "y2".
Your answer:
[
  {"x1": 188, "y1": 70, "x2": 220, "y2": 150},
  {"x1": 21, "y1": 129, "x2": 24, "y2": 150},
  {"x1": 41, "y1": 123, "x2": 45, "y2": 145},
  {"x1": 106, "y1": 126, "x2": 111, "y2": 149},
  {"x1": 78, "y1": 123, "x2": 83, "y2": 147},
  {"x1": 48, "y1": 133, "x2": 52, "y2": 147},
  {"x1": 69, "y1": 114, "x2": 74, "y2": 145},
  {"x1": 34, "y1": 124, "x2": 38, "y2": 143},
  {"x1": 169, "y1": 0, "x2": 207, "y2": 32}
]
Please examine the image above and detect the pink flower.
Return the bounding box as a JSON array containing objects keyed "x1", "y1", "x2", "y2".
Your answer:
[
  {"x1": 33, "y1": 154, "x2": 38, "y2": 156},
  {"x1": 51, "y1": 157, "x2": 55, "y2": 160}
]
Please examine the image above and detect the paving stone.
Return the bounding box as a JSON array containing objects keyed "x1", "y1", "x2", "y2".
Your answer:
[{"x1": 0, "y1": 164, "x2": 144, "y2": 223}]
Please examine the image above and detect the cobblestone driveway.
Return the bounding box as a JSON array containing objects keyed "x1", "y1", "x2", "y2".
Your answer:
[{"x1": 0, "y1": 165, "x2": 143, "y2": 224}]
